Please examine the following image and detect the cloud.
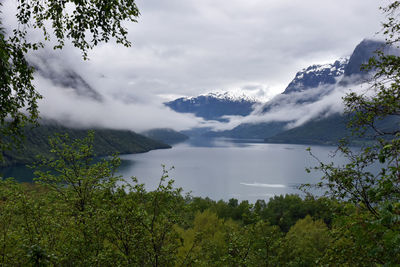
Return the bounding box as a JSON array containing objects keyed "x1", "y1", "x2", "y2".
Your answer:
[
  {"x1": 34, "y1": 75, "x2": 204, "y2": 132},
  {"x1": 29, "y1": 50, "x2": 203, "y2": 132},
  {"x1": 208, "y1": 80, "x2": 371, "y2": 131},
  {"x1": 30, "y1": 0, "x2": 382, "y2": 98},
  {"x1": 1, "y1": 0, "x2": 386, "y2": 132}
]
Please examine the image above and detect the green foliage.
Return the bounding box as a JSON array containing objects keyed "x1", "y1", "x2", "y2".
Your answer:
[
  {"x1": 34, "y1": 131, "x2": 121, "y2": 212},
  {"x1": 243, "y1": 221, "x2": 282, "y2": 266},
  {"x1": 16, "y1": 130, "x2": 400, "y2": 265},
  {"x1": 14, "y1": 0, "x2": 139, "y2": 58},
  {"x1": 258, "y1": 194, "x2": 336, "y2": 232},
  {"x1": 2, "y1": 131, "x2": 355, "y2": 265},
  {"x1": 5, "y1": 2, "x2": 400, "y2": 264},
  {"x1": 104, "y1": 168, "x2": 186, "y2": 266},
  {"x1": 175, "y1": 210, "x2": 283, "y2": 266},
  {"x1": 310, "y1": 7, "x2": 400, "y2": 208},
  {"x1": 282, "y1": 215, "x2": 331, "y2": 266},
  {"x1": 0, "y1": 132, "x2": 183, "y2": 265},
  {"x1": 304, "y1": 1, "x2": 400, "y2": 265},
  {"x1": 176, "y1": 210, "x2": 227, "y2": 266},
  {"x1": 0, "y1": 19, "x2": 40, "y2": 160},
  {"x1": 0, "y1": 0, "x2": 139, "y2": 161},
  {"x1": 321, "y1": 207, "x2": 400, "y2": 266}
]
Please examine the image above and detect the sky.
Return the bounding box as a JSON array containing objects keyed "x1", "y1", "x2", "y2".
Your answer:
[{"x1": 2, "y1": 0, "x2": 388, "y2": 132}]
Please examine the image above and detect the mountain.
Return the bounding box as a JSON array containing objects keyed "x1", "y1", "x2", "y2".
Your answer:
[
  {"x1": 165, "y1": 92, "x2": 258, "y2": 121},
  {"x1": 31, "y1": 55, "x2": 103, "y2": 101},
  {"x1": 1, "y1": 123, "x2": 170, "y2": 167},
  {"x1": 206, "y1": 39, "x2": 392, "y2": 142},
  {"x1": 141, "y1": 128, "x2": 189, "y2": 145},
  {"x1": 344, "y1": 39, "x2": 384, "y2": 77},
  {"x1": 340, "y1": 39, "x2": 389, "y2": 85},
  {"x1": 264, "y1": 114, "x2": 351, "y2": 145},
  {"x1": 265, "y1": 114, "x2": 400, "y2": 145},
  {"x1": 283, "y1": 58, "x2": 348, "y2": 95},
  {"x1": 206, "y1": 56, "x2": 350, "y2": 139}
]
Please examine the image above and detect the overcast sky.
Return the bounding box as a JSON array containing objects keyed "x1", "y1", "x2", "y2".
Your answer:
[
  {"x1": 88, "y1": 0, "x2": 385, "y2": 98},
  {"x1": 3, "y1": 0, "x2": 388, "y2": 131}
]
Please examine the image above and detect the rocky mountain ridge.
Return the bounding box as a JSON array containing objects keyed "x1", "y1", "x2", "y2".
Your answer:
[
  {"x1": 283, "y1": 57, "x2": 348, "y2": 95},
  {"x1": 164, "y1": 92, "x2": 258, "y2": 121},
  {"x1": 203, "y1": 39, "x2": 395, "y2": 143}
]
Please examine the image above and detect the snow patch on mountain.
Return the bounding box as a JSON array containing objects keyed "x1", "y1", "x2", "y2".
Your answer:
[
  {"x1": 283, "y1": 57, "x2": 349, "y2": 95},
  {"x1": 186, "y1": 91, "x2": 257, "y2": 103}
]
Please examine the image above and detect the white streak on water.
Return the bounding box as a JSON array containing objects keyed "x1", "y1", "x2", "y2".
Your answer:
[{"x1": 240, "y1": 182, "x2": 286, "y2": 188}]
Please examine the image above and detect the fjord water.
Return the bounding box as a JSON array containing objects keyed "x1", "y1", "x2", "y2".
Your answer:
[
  {"x1": 117, "y1": 138, "x2": 343, "y2": 202},
  {"x1": 1, "y1": 138, "x2": 345, "y2": 202}
]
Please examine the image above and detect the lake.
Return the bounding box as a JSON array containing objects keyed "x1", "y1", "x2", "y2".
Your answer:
[
  {"x1": 117, "y1": 138, "x2": 344, "y2": 202},
  {"x1": 0, "y1": 138, "x2": 345, "y2": 202}
]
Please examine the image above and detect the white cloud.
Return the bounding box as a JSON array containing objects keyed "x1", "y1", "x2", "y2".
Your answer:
[
  {"x1": 1, "y1": 0, "x2": 386, "y2": 131},
  {"x1": 208, "y1": 81, "x2": 371, "y2": 131}
]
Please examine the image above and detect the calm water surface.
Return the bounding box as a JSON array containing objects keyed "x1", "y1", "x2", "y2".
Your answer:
[
  {"x1": 117, "y1": 138, "x2": 344, "y2": 202},
  {"x1": 1, "y1": 138, "x2": 346, "y2": 202}
]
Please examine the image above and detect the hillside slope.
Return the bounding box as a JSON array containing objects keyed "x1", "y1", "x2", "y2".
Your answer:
[{"x1": 1, "y1": 124, "x2": 170, "y2": 167}]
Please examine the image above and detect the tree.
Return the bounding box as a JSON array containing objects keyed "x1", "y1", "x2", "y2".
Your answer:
[
  {"x1": 104, "y1": 167, "x2": 186, "y2": 266},
  {"x1": 282, "y1": 215, "x2": 330, "y2": 266},
  {"x1": 32, "y1": 131, "x2": 122, "y2": 264},
  {"x1": 0, "y1": 0, "x2": 140, "y2": 159},
  {"x1": 310, "y1": 4, "x2": 400, "y2": 216},
  {"x1": 305, "y1": 1, "x2": 400, "y2": 265}
]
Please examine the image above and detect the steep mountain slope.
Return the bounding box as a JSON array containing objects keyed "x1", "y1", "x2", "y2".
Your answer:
[
  {"x1": 31, "y1": 55, "x2": 103, "y2": 101},
  {"x1": 340, "y1": 39, "x2": 390, "y2": 85},
  {"x1": 165, "y1": 92, "x2": 258, "y2": 121},
  {"x1": 283, "y1": 58, "x2": 348, "y2": 95},
  {"x1": 208, "y1": 39, "x2": 389, "y2": 141},
  {"x1": 264, "y1": 114, "x2": 350, "y2": 145},
  {"x1": 265, "y1": 114, "x2": 400, "y2": 145},
  {"x1": 1, "y1": 123, "x2": 170, "y2": 167}
]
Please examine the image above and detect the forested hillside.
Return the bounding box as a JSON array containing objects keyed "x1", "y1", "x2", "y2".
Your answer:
[{"x1": 1, "y1": 124, "x2": 170, "y2": 167}]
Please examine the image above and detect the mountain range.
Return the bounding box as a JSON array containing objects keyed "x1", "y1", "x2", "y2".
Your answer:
[
  {"x1": 168, "y1": 39, "x2": 397, "y2": 145},
  {"x1": 9, "y1": 38, "x2": 395, "y2": 162}
]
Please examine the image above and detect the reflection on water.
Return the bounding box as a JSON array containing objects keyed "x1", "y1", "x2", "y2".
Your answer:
[
  {"x1": 0, "y1": 165, "x2": 35, "y2": 183},
  {"x1": 117, "y1": 138, "x2": 344, "y2": 202},
  {"x1": 185, "y1": 137, "x2": 267, "y2": 148},
  {"x1": 1, "y1": 138, "x2": 346, "y2": 202}
]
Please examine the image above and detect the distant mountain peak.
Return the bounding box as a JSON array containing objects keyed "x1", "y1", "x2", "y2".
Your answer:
[
  {"x1": 283, "y1": 57, "x2": 349, "y2": 95},
  {"x1": 339, "y1": 39, "x2": 400, "y2": 85},
  {"x1": 343, "y1": 39, "x2": 386, "y2": 78},
  {"x1": 165, "y1": 91, "x2": 258, "y2": 121},
  {"x1": 195, "y1": 91, "x2": 258, "y2": 102}
]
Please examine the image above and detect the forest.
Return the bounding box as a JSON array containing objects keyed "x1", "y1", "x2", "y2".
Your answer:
[{"x1": 0, "y1": 129, "x2": 398, "y2": 266}]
